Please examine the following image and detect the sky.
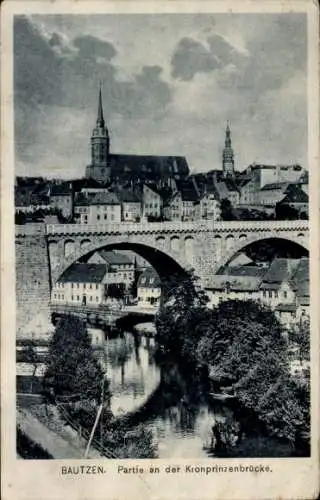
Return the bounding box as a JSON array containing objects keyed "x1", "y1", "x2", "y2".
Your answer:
[{"x1": 14, "y1": 13, "x2": 307, "y2": 178}]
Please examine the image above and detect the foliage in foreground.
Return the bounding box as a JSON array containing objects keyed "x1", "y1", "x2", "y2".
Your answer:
[
  {"x1": 156, "y1": 273, "x2": 310, "y2": 446},
  {"x1": 43, "y1": 315, "x2": 107, "y2": 404}
]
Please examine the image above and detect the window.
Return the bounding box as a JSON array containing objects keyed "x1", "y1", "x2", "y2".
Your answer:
[
  {"x1": 283, "y1": 291, "x2": 288, "y2": 299},
  {"x1": 96, "y1": 284, "x2": 98, "y2": 290},
  {"x1": 84, "y1": 284, "x2": 86, "y2": 289},
  {"x1": 111, "y1": 215, "x2": 114, "y2": 221},
  {"x1": 90, "y1": 284, "x2": 92, "y2": 289},
  {"x1": 104, "y1": 214, "x2": 107, "y2": 220},
  {"x1": 90, "y1": 296, "x2": 93, "y2": 301},
  {"x1": 268, "y1": 291, "x2": 272, "y2": 298},
  {"x1": 97, "y1": 215, "x2": 100, "y2": 221},
  {"x1": 124, "y1": 273, "x2": 127, "y2": 279},
  {"x1": 77, "y1": 283, "x2": 79, "y2": 289},
  {"x1": 275, "y1": 291, "x2": 278, "y2": 298},
  {"x1": 71, "y1": 295, "x2": 74, "y2": 301},
  {"x1": 96, "y1": 296, "x2": 99, "y2": 302},
  {"x1": 71, "y1": 283, "x2": 74, "y2": 288},
  {"x1": 54, "y1": 294, "x2": 56, "y2": 299},
  {"x1": 150, "y1": 278, "x2": 154, "y2": 284},
  {"x1": 77, "y1": 296, "x2": 80, "y2": 301}
]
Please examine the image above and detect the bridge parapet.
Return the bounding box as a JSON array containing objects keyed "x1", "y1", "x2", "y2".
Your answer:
[{"x1": 45, "y1": 219, "x2": 309, "y2": 236}]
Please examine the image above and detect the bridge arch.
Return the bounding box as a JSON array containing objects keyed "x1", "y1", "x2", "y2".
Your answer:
[
  {"x1": 51, "y1": 237, "x2": 192, "y2": 287},
  {"x1": 217, "y1": 235, "x2": 309, "y2": 271}
]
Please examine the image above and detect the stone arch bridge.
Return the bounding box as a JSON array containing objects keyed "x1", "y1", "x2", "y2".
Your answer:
[{"x1": 46, "y1": 220, "x2": 309, "y2": 288}]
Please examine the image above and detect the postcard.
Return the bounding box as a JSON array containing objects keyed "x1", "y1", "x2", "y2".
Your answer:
[{"x1": 1, "y1": 1, "x2": 319, "y2": 499}]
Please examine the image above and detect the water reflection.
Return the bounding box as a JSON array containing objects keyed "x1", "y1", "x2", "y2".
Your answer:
[{"x1": 88, "y1": 329, "x2": 298, "y2": 459}]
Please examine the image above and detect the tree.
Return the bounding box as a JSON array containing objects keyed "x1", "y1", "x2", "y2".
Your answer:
[
  {"x1": 220, "y1": 198, "x2": 236, "y2": 221},
  {"x1": 106, "y1": 283, "x2": 126, "y2": 300},
  {"x1": 129, "y1": 267, "x2": 142, "y2": 299},
  {"x1": 20, "y1": 340, "x2": 38, "y2": 393},
  {"x1": 275, "y1": 203, "x2": 299, "y2": 220},
  {"x1": 43, "y1": 315, "x2": 106, "y2": 404},
  {"x1": 288, "y1": 317, "x2": 310, "y2": 365},
  {"x1": 155, "y1": 270, "x2": 210, "y2": 364},
  {"x1": 195, "y1": 299, "x2": 310, "y2": 445}
]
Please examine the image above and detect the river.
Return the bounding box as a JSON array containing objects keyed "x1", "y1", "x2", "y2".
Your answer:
[{"x1": 89, "y1": 328, "x2": 301, "y2": 459}]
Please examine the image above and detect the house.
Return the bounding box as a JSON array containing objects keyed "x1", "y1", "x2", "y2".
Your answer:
[
  {"x1": 210, "y1": 257, "x2": 309, "y2": 327},
  {"x1": 51, "y1": 263, "x2": 108, "y2": 306},
  {"x1": 88, "y1": 250, "x2": 135, "y2": 290},
  {"x1": 117, "y1": 189, "x2": 142, "y2": 222},
  {"x1": 49, "y1": 183, "x2": 73, "y2": 219},
  {"x1": 142, "y1": 184, "x2": 163, "y2": 220},
  {"x1": 215, "y1": 178, "x2": 240, "y2": 206},
  {"x1": 199, "y1": 183, "x2": 221, "y2": 220},
  {"x1": 137, "y1": 268, "x2": 162, "y2": 307},
  {"x1": 259, "y1": 258, "x2": 299, "y2": 309},
  {"x1": 164, "y1": 178, "x2": 200, "y2": 221},
  {"x1": 74, "y1": 191, "x2": 121, "y2": 224},
  {"x1": 259, "y1": 182, "x2": 290, "y2": 206},
  {"x1": 206, "y1": 275, "x2": 262, "y2": 307},
  {"x1": 276, "y1": 184, "x2": 308, "y2": 217}
]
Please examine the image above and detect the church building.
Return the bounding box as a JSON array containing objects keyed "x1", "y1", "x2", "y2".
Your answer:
[{"x1": 85, "y1": 88, "x2": 190, "y2": 185}]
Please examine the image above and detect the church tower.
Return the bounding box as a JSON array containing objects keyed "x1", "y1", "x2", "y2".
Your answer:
[
  {"x1": 222, "y1": 122, "x2": 235, "y2": 178},
  {"x1": 86, "y1": 87, "x2": 111, "y2": 181}
]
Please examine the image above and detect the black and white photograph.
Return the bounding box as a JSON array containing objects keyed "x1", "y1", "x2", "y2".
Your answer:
[
  {"x1": 13, "y1": 9, "x2": 313, "y2": 460},
  {"x1": 1, "y1": 1, "x2": 319, "y2": 499}
]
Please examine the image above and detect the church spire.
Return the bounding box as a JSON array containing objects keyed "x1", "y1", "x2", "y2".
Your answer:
[
  {"x1": 225, "y1": 121, "x2": 231, "y2": 148},
  {"x1": 222, "y1": 121, "x2": 235, "y2": 178},
  {"x1": 96, "y1": 84, "x2": 105, "y2": 128}
]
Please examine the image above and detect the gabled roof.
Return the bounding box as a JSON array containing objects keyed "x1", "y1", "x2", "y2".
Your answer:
[
  {"x1": 175, "y1": 178, "x2": 200, "y2": 202},
  {"x1": 219, "y1": 265, "x2": 267, "y2": 279},
  {"x1": 58, "y1": 263, "x2": 107, "y2": 283},
  {"x1": 207, "y1": 275, "x2": 262, "y2": 292},
  {"x1": 116, "y1": 188, "x2": 142, "y2": 203},
  {"x1": 290, "y1": 257, "x2": 309, "y2": 289},
  {"x1": 137, "y1": 268, "x2": 161, "y2": 288},
  {"x1": 279, "y1": 184, "x2": 309, "y2": 204},
  {"x1": 74, "y1": 192, "x2": 89, "y2": 206},
  {"x1": 97, "y1": 250, "x2": 133, "y2": 266},
  {"x1": 107, "y1": 154, "x2": 190, "y2": 179},
  {"x1": 260, "y1": 258, "x2": 300, "y2": 289},
  {"x1": 50, "y1": 183, "x2": 72, "y2": 196},
  {"x1": 90, "y1": 192, "x2": 120, "y2": 205}
]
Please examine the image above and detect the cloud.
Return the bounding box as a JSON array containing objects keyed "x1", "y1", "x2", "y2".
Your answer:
[
  {"x1": 14, "y1": 14, "x2": 308, "y2": 177},
  {"x1": 14, "y1": 16, "x2": 172, "y2": 169},
  {"x1": 73, "y1": 34, "x2": 117, "y2": 61},
  {"x1": 171, "y1": 34, "x2": 246, "y2": 81}
]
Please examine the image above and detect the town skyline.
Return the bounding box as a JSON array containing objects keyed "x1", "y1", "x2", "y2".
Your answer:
[{"x1": 15, "y1": 13, "x2": 307, "y2": 179}]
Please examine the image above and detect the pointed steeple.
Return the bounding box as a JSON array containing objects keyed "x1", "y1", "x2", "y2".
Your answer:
[
  {"x1": 222, "y1": 121, "x2": 235, "y2": 178},
  {"x1": 225, "y1": 121, "x2": 231, "y2": 148},
  {"x1": 96, "y1": 84, "x2": 105, "y2": 128}
]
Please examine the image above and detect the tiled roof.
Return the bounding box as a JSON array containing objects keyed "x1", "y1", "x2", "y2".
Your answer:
[
  {"x1": 58, "y1": 263, "x2": 107, "y2": 283},
  {"x1": 74, "y1": 192, "x2": 89, "y2": 206},
  {"x1": 108, "y1": 154, "x2": 190, "y2": 179},
  {"x1": 220, "y1": 265, "x2": 267, "y2": 279},
  {"x1": 117, "y1": 188, "x2": 142, "y2": 203},
  {"x1": 50, "y1": 184, "x2": 72, "y2": 196},
  {"x1": 260, "y1": 182, "x2": 289, "y2": 191},
  {"x1": 276, "y1": 303, "x2": 297, "y2": 312},
  {"x1": 290, "y1": 257, "x2": 309, "y2": 290},
  {"x1": 279, "y1": 185, "x2": 309, "y2": 204},
  {"x1": 260, "y1": 258, "x2": 300, "y2": 286},
  {"x1": 175, "y1": 178, "x2": 200, "y2": 202},
  {"x1": 90, "y1": 192, "x2": 120, "y2": 205},
  {"x1": 207, "y1": 275, "x2": 262, "y2": 292},
  {"x1": 98, "y1": 250, "x2": 133, "y2": 266},
  {"x1": 138, "y1": 268, "x2": 161, "y2": 288}
]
